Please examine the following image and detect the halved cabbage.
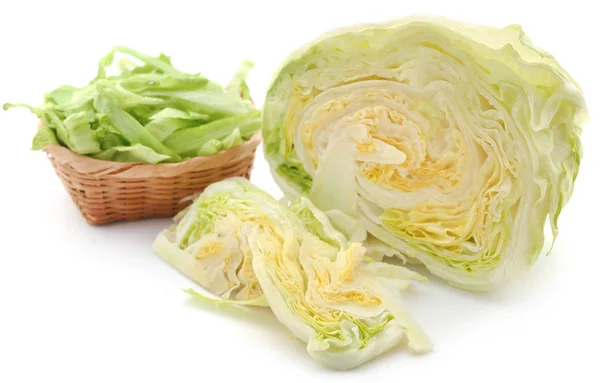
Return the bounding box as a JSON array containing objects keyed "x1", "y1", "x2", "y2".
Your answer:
[
  {"x1": 262, "y1": 16, "x2": 589, "y2": 291},
  {"x1": 153, "y1": 177, "x2": 431, "y2": 369}
]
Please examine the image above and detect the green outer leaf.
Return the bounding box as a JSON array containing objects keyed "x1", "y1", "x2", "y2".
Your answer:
[
  {"x1": 94, "y1": 97, "x2": 181, "y2": 162},
  {"x1": 111, "y1": 46, "x2": 181, "y2": 75},
  {"x1": 50, "y1": 84, "x2": 97, "y2": 115},
  {"x1": 31, "y1": 126, "x2": 59, "y2": 150},
  {"x1": 148, "y1": 107, "x2": 208, "y2": 121},
  {"x1": 145, "y1": 88, "x2": 254, "y2": 118},
  {"x1": 227, "y1": 60, "x2": 254, "y2": 101},
  {"x1": 145, "y1": 118, "x2": 197, "y2": 142},
  {"x1": 94, "y1": 122, "x2": 128, "y2": 150},
  {"x1": 220, "y1": 127, "x2": 243, "y2": 149},
  {"x1": 44, "y1": 85, "x2": 78, "y2": 105},
  {"x1": 96, "y1": 46, "x2": 181, "y2": 79},
  {"x1": 92, "y1": 144, "x2": 170, "y2": 164},
  {"x1": 120, "y1": 74, "x2": 209, "y2": 93},
  {"x1": 197, "y1": 139, "x2": 222, "y2": 156},
  {"x1": 164, "y1": 110, "x2": 260, "y2": 157},
  {"x1": 62, "y1": 111, "x2": 101, "y2": 154},
  {"x1": 96, "y1": 80, "x2": 166, "y2": 109}
]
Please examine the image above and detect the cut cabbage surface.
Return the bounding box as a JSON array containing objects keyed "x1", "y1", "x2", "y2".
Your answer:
[
  {"x1": 153, "y1": 178, "x2": 431, "y2": 369},
  {"x1": 262, "y1": 16, "x2": 588, "y2": 291}
]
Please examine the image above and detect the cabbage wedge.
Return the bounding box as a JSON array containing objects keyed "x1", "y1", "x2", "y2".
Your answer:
[
  {"x1": 262, "y1": 16, "x2": 589, "y2": 291},
  {"x1": 153, "y1": 178, "x2": 431, "y2": 369}
]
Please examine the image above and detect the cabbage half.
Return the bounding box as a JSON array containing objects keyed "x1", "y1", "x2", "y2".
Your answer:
[
  {"x1": 153, "y1": 177, "x2": 431, "y2": 369},
  {"x1": 262, "y1": 16, "x2": 589, "y2": 291}
]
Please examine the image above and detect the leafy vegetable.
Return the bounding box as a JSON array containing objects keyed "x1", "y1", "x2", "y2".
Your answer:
[
  {"x1": 31, "y1": 125, "x2": 58, "y2": 150},
  {"x1": 153, "y1": 177, "x2": 431, "y2": 369},
  {"x1": 164, "y1": 110, "x2": 261, "y2": 157},
  {"x1": 92, "y1": 144, "x2": 171, "y2": 164},
  {"x1": 93, "y1": 97, "x2": 181, "y2": 160},
  {"x1": 3, "y1": 47, "x2": 260, "y2": 163},
  {"x1": 262, "y1": 16, "x2": 589, "y2": 291},
  {"x1": 227, "y1": 59, "x2": 254, "y2": 101}
]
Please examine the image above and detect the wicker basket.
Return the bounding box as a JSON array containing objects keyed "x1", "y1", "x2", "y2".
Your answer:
[{"x1": 41, "y1": 129, "x2": 262, "y2": 225}]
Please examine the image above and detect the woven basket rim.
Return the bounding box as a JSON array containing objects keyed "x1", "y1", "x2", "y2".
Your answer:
[{"x1": 40, "y1": 128, "x2": 262, "y2": 179}]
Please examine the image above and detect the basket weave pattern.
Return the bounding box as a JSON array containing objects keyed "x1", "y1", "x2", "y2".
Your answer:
[{"x1": 43, "y1": 132, "x2": 261, "y2": 225}]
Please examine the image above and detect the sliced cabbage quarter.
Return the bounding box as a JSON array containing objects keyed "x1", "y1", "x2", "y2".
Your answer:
[
  {"x1": 262, "y1": 16, "x2": 589, "y2": 291},
  {"x1": 153, "y1": 178, "x2": 431, "y2": 370}
]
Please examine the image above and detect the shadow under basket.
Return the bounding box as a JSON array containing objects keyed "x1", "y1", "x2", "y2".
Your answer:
[{"x1": 42, "y1": 132, "x2": 262, "y2": 225}]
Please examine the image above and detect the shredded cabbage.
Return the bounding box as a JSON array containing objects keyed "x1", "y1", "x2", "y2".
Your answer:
[{"x1": 4, "y1": 47, "x2": 260, "y2": 163}]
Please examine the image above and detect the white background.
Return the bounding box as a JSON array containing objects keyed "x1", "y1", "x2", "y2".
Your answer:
[{"x1": 1, "y1": 1, "x2": 599, "y2": 382}]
